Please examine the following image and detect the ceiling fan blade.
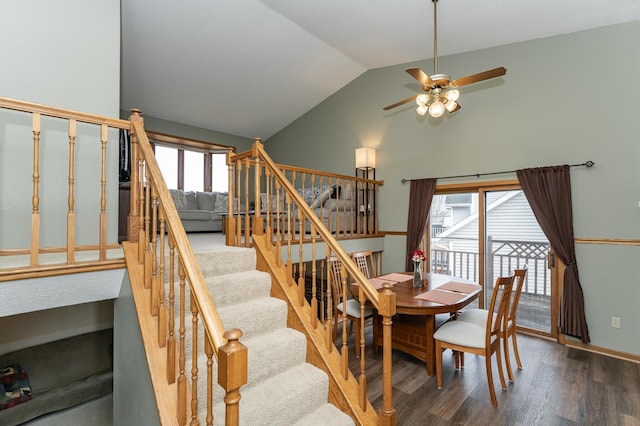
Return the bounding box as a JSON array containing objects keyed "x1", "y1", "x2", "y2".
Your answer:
[
  {"x1": 405, "y1": 67, "x2": 433, "y2": 88},
  {"x1": 383, "y1": 95, "x2": 418, "y2": 111},
  {"x1": 451, "y1": 67, "x2": 507, "y2": 88}
]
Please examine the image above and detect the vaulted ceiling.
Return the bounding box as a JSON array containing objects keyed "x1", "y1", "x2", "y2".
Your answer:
[{"x1": 121, "y1": 0, "x2": 640, "y2": 139}]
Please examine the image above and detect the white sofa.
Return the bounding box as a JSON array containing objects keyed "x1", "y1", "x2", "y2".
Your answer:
[{"x1": 169, "y1": 189, "x2": 228, "y2": 232}]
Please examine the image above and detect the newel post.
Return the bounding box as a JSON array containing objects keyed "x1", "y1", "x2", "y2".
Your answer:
[
  {"x1": 127, "y1": 109, "x2": 143, "y2": 242},
  {"x1": 378, "y1": 283, "x2": 397, "y2": 426},
  {"x1": 219, "y1": 329, "x2": 248, "y2": 425}
]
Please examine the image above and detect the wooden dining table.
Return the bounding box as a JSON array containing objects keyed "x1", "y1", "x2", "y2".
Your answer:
[{"x1": 367, "y1": 272, "x2": 481, "y2": 376}]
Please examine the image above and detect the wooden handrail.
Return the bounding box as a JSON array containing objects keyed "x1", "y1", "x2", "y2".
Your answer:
[
  {"x1": 129, "y1": 114, "x2": 248, "y2": 424},
  {"x1": 227, "y1": 139, "x2": 397, "y2": 424},
  {"x1": 131, "y1": 119, "x2": 229, "y2": 351},
  {"x1": 250, "y1": 141, "x2": 381, "y2": 309}
]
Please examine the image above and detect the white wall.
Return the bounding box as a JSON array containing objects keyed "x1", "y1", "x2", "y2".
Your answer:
[{"x1": 265, "y1": 22, "x2": 640, "y2": 356}]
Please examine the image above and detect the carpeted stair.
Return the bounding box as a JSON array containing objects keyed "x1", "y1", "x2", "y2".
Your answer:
[{"x1": 173, "y1": 246, "x2": 354, "y2": 425}]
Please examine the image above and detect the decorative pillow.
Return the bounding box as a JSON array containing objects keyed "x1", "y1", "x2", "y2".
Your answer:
[
  {"x1": 297, "y1": 184, "x2": 335, "y2": 207},
  {"x1": 196, "y1": 191, "x2": 217, "y2": 211},
  {"x1": 310, "y1": 185, "x2": 335, "y2": 208},
  {"x1": 324, "y1": 197, "x2": 355, "y2": 212},
  {"x1": 260, "y1": 193, "x2": 284, "y2": 212},
  {"x1": 184, "y1": 191, "x2": 198, "y2": 210},
  {"x1": 213, "y1": 194, "x2": 229, "y2": 212},
  {"x1": 340, "y1": 183, "x2": 354, "y2": 201},
  {"x1": 0, "y1": 364, "x2": 32, "y2": 410},
  {"x1": 168, "y1": 189, "x2": 187, "y2": 210}
]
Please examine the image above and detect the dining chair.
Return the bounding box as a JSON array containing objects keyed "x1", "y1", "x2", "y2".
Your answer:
[
  {"x1": 327, "y1": 255, "x2": 373, "y2": 357},
  {"x1": 457, "y1": 266, "x2": 528, "y2": 381},
  {"x1": 351, "y1": 250, "x2": 375, "y2": 278},
  {"x1": 433, "y1": 274, "x2": 515, "y2": 407}
]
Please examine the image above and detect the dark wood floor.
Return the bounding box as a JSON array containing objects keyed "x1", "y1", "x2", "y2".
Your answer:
[{"x1": 343, "y1": 323, "x2": 640, "y2": 425}]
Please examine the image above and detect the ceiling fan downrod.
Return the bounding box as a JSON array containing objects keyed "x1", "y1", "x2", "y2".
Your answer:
[{"x1": 433, "y1": 0, "x2": 439, "y2": 75}]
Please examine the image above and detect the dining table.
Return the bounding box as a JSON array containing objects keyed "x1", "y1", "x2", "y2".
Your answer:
[{"x1": 366, "y1": 272, "x2": 481, "y2": 376}]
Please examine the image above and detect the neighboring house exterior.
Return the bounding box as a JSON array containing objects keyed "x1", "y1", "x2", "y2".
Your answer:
[{"x1": 433, "y1": 191, "x2": 550, "y2": 295}]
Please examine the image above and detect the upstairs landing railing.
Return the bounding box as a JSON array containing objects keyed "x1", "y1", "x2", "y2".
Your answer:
[
  {"x1": 227, "y1": 139, "x2": 397, "y2": 425},
  {"x1": 225, "y1": 148, "x2": 384, "y2": 249},
  {"x1": 0, "y1": 97, "x2": 126, "y2": 281}
]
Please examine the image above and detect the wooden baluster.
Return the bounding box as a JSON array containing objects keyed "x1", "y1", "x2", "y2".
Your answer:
[
  {"x1": 128, "y1": 109, "x2": 142, "y2": 242},
  {"x1": 325, "y1": 246, "x2": 333, "y2": 353},
  {"x1": 310, "y1": 227, "x2": 318, "y2": 328},
  {"x1": 340, "y1": 260, "x2": 349, "y2": 380},
  {"x1": 378, "y1": 283, "x2": 397, "y2": 425},
  {"x1": 157, "y1": 197, "x2": 167, "y2": 348},
  {"x1": 189, "y1": 294, "x2": 199, "y2": 426},
  {"x1": 167, "y1": 231, "x2": 176, "y2": 384},
  {"x1": 285, "y1": 192, "x2": 294, "y2": 285},
  {"x1": 235, "y1": 159, "x2": 241, "y2": 246},
  {"x1": 264, "y1": 168, "x2": 272, "y2": 242},
  {"x1": 30, "y1": 113, "x2": 40, "y2": 268},
  {"x1": 177, "y1": 259, "x2": 187, "y2": 425},
  {"x1": 99, "y1": 124, "x2": 108, "y2": 260},
  {"x1": 244, "y1": 157, "x2": 252, "y2": 242},
  {"x1": 297, "y1": 211, "x2": 305, "y2": 306},
  {"x1": 204, "y1": 333, "x2": 214, "y2": 426},
  {"x1": 225, "y1": 152, "x2": 234, "y2": 245},
  {"x1": 137, "y1": 159, "x2": 145, "y2": 263},
  {"x1": 150, "y1": 191, "x2": 159, "y2": 292},
  {"x1": 359, "y1": 285, "x2": 368, "y2": 411},
  {"x1": 67, "y1": 119, "x2": 76, "y2": 264},
  {"x1": 274, "y1": 182, "x2": 283, "y2": 265},
  {"x1": 219, "y1": 329, "x2": 248, "y2": 426},
  {"x1": 144, "y1": 171, "x2": 153, "y2": 292}
]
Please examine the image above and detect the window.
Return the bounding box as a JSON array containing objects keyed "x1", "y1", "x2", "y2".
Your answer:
[
  {"x1": 153, "y1": 144, "x2": 229, "y2": 192},
  {"x1": 154, "y1": 146, "x2": 178, "y2": 189},
  {"x1": 184, "y1": 150, "x2": 204, "y2": 191}
]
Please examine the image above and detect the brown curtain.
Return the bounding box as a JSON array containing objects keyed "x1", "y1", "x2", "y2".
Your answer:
[
  {"x1": 405, "y1": 178, "x2": 436, "y2": 272},
  {"x1": 516, "y1": 165, "x2": 590, "y2": 343}
]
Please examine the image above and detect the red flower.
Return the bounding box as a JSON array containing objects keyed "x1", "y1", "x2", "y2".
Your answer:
[{"x1": 410, "y1": 249, "x2": 425, "y2": 263}]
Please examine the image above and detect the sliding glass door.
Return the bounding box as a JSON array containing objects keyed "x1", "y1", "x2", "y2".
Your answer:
[{"x1": 428, "y1": 183, "x2": 555, "y2": 337}]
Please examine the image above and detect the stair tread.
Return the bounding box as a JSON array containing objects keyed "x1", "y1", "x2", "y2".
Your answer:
[
  {"x1": 205, "y1": 269, "x2": 272, "y2": 306},
  {"x1": 293, "y1": 403, "x2": 356, "y2": 426},
  {"x1": 217, "y1": 297, "x2": 288, "y2": 339},
  {"x1": 212, "y1": 363, "x2": 329, "y2": 425}
]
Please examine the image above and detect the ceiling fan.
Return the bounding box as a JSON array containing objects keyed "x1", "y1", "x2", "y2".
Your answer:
[{"x1": 383, "y1": 0, "x2": 506, "y2": 118}]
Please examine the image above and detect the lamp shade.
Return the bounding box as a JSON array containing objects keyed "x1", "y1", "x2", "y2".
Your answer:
[{"x1": 355, "y1": 147, "x2": 376, "y2": 169}]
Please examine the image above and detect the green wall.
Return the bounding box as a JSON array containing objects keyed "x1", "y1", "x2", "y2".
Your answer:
[
  {"x1": 120, "y1": 111, "x2": 254, "y2": 152},
  {"x1": 0, "y1": 0, "x2": 121, "y2": 247},
  {"x1": 265, "y1": 22, "x2": 640, "y2": 356}
]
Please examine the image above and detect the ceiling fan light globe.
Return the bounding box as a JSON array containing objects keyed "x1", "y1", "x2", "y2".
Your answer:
[
  {"x1": 428, "y1": 101, "x2": 445, "y2": 118},
  {"x1": 445, "y1": 100, "x2": 459, "y2": 112},
  {"x1": 416, "y1": 94, "x2": 429, "y2": 105},
  {"x1": 445, "y1": 89, "x2": 460, "y2": 102},
  {"x1": 416, "y1": 104, "x2": 428, "y2": 116}
]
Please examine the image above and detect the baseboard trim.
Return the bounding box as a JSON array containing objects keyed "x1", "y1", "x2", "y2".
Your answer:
[{"x1": 565, "y1": 340, "x2": 640, "y2": 364}]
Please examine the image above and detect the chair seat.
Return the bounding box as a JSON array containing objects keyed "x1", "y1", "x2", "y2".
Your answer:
[
  {"x1": 433, "y1": 320, "x2": 497, "y2": 349},
  {"x1": 458, "y1": 308, "x2": 512, "y2": 329},
  {"x1": 337, "y1": 299, "x2": 373, "y2": 318}
]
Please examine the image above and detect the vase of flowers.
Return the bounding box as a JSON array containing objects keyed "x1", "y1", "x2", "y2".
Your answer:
[{"x1": 410, "y1": 249, "x2": 425, "y2": 288}]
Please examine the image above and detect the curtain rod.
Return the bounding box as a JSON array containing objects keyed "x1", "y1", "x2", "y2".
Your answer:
[{"x1": 400, "y1": 161, "x2": 594, "y2": 184}]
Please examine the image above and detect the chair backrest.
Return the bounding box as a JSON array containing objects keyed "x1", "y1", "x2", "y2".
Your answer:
[
  {"x1": 327, "y1": 256, "x2": 346, "y2": 306},
  {"x1": 351, "y1": 250, "x2": 374, "y2": 278},
  {"x1": 508, "y1": 266, "x2": 529, "y2": 322},
  {"x1": 486, "y1": 275, "x2": 516, "y2": 342}
]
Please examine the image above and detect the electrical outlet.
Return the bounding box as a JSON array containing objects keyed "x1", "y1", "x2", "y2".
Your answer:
[{"x1": 611, "y1": 316, "x2": 621, "y2": 329}]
